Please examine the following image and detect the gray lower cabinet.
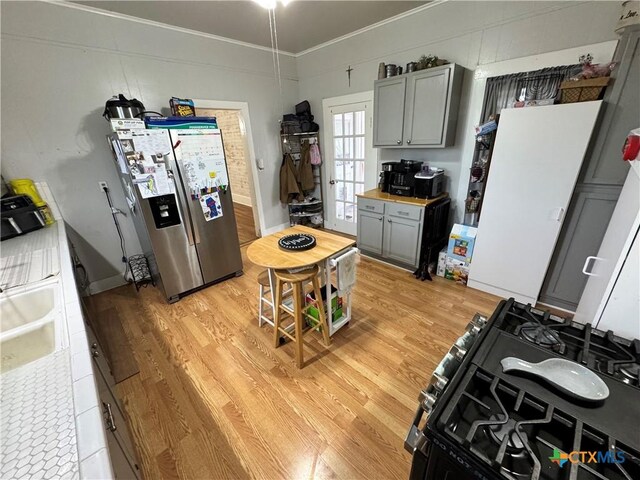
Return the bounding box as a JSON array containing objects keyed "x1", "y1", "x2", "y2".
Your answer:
[
  {"x1": 357, "y1": 199, "x2": 423, "y2": 268},
  {"x1": 94, "y1": 368, "x2": 140, "y2": 479},
  {"x1": 86, "y1": 325, "x2": 141, "y2": 479},
  {"x1": 357, "y1": 211, "x2": 384, "y2": 254},
  {"x1": 539, "y1": 185, "x2": 621, "y2": 311},
  {"x1": 539, "y1": 26, "x2": 639, "y2": 309},
  {"x1": 383, "y1": 216, "x2": 421, "y2": 266}
]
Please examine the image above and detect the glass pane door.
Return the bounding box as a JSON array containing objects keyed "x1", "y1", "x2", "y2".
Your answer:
[{"x1": 332, "y1": 110, "x2": 365, "y2": 227}]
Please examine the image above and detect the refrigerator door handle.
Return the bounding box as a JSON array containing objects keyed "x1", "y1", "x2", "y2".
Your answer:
[
  {"x1": 192, "y1": 208, "x2": 201, "y2": 244},
  {"x1": 168, "y1": 169, "x2": 195, "y2": 246}
]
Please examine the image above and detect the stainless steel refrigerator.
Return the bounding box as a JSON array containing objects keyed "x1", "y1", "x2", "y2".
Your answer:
[{"x1": 108, "y1": 125, "x2": 242, "y2": 302}]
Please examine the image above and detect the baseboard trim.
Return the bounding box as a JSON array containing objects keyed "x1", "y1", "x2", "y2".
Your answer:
[
  {"x1": 89, "y1": 274, "x2": 128, "y2": 295},
  {"x1": 467, "y1": 279, "x2": 535, "y2": 305},
  {"x1": 358, "y1": 250, "x2": 414, "y2": 273},
  {"x1": 233, "y1": 194, "x2": 252, "y2": 206},
  {"x1": 262, "y1": 222, "x2": 290, "y2": 236}
]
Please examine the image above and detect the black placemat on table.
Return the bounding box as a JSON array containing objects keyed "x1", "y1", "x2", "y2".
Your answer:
[{"x1": 278, "y1": 233, "x2": 317, "y2": 251}]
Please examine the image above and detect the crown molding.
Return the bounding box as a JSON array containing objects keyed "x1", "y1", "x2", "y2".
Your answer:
[
  {"x1": 294, "y1": 0, "x2": 448, "y2": 57},
  {"x1": 42, "y1": 0, "x2": 297, "y2": 57}
]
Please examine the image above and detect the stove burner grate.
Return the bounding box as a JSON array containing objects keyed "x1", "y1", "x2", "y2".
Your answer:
[
  {"x1": 442, "y1": 369, "x2": 640, "y2": 480},
  {"x1": 620, "y1": 363, "x2": 640, "y2": 385},
  {"x1": 486, "y1": 415, "x2": 526, "y2": 451},
  {"x1": 519, "y1": 321, "x2": 565, "y2": 352}
]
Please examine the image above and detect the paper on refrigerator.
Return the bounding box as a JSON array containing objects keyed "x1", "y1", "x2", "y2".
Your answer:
[
  {"x1": 119, "y1": 129, "x2": 175, "y2": 198},
  {"x1": 172, "y1": 129, "x2": 229, "y2": 198},
  {"x1": 198, "y1": 192, "x2": 223, "y2": 221}
]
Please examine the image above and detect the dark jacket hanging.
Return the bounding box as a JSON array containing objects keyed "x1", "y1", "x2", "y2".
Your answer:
[
  {"x1": 298, "y1": 141, "x2": 315, "y2": 192},
  {"x1": 279, "y1": 153, "x2": 301, "y2": 204}
]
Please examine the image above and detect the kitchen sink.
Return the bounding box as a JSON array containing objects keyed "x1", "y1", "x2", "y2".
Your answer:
[
  {"x1": 0, "y1": 279, "x2": 64, "y2": 373},
  {"x1": 1, "y1": 284, "x2": 55, "y2": 331}
]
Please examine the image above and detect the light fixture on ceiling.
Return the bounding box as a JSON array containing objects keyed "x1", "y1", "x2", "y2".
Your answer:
[{"x1": 252, "y1": 0, "x2": 293, "y2": 9}]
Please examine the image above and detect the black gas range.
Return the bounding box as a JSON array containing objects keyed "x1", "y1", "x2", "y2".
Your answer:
[{"x1": 405, "y1": 299, "x2": 640, "y2": 480}]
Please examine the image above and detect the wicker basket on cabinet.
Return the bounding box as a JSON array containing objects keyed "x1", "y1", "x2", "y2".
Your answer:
[{"x1": 559, "y1": 77, "x2": 610, "y2": 103}]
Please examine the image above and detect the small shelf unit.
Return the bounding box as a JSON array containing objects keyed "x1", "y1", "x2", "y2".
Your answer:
[
  {"x1": 464, "y1": 116, "x2": 499, "y2": 227},
  {"x1": 280, "y1": 130, "x2": 324, "y2": 229}
]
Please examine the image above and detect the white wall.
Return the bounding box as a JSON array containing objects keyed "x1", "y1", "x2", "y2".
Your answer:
[
  {"x1": 296, "y1": 1, "x2": 621, "y2": 222},
  {"x1": 0, "y1": 1, "x2": 623, "y2": 290},
  {"x1": 0, "y1": 1, "x2": 297, "y2": 286}
]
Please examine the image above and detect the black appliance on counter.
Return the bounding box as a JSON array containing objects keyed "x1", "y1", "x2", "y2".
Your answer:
[
  {"x1": 1, "y1": 195, "x2": 46, "y2": 241},
  {"x1": 389, "y1": 159, "x2": 423, "y2": 197},
  {"x1": 379, "y1": 161, "x2": 403, "y2": 193},
  {"x1": 415, "y1": 167, "x2": 445, "y2": 199},
  {"x1": 406, "y1": 299, "x2": 640, "y2": 480}
]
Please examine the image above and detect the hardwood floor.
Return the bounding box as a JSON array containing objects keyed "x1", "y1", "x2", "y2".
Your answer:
[
  {"x1": 234, "y1": 203, "x2": 258, "y2": 245},
  {"x1": 87, "y1": 248, "x2": 501, "y2": 480}
]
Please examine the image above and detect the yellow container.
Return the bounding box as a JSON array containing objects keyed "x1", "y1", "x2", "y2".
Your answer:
[
  {"x1": 9, "y1": 179, "x2": 45, "y2": 206},
  {"x1": 9, "y1": 178, "x2": 55, "y2": 225}
]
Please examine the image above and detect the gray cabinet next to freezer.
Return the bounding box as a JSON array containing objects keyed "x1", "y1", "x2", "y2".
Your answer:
[
  {"x1": 539, "y1": 26, "x2": 639, "y2": 310},
  {"x1": 373, "y1": 64, "x2": 464, "y2": 148}
]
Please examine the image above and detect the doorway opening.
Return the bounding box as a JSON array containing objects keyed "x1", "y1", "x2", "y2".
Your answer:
[{"x1": 195, "y1": 101, "x2": 262, "y2": 245}]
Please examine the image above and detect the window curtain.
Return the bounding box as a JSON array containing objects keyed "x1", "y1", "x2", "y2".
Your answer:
[{"x1": 480, "y1": 64, "x2": 582, "y2": 123}]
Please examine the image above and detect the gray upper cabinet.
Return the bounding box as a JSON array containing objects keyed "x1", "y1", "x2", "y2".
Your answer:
[
  {"x1": 579, "y1": 28, "x2": 638, "y2": 185},
  {"x1": 373, "y1": 77, "x2": 407, "y2": 146},
  {"x1": 373, "y1": 63, "x2": 463, "y2": 148},
  {"x1": 404, "y1": 68, "x2": 451, "y2": 146}
]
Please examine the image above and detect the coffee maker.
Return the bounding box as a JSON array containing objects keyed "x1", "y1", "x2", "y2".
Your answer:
[
  {"x1": 389, "y1": 160, "x2": 423, "y2": 197},
  {"x1": 379, "y1": 161, "x2": 402, "y2": 193}
]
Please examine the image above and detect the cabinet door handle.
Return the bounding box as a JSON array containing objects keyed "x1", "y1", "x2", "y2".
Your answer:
[
  {"x1": 103, "y1": 402, "x2": 117, "y2": 432},
  {"x1": 7, "y1": 217, "x2": 22, "y2": 235},
  {"x1": 396, "y1": 140, "x2": 402, "y2": 145},
  {"x1": 582, "y1": 256, "x2": 604, "y2": 276},
  {"x1": 379, "y1": 216, "x2": 383, "y2": 222},
  {"x1": 365, "y1": 205, "x2": 375, "y2": 210},
  {"x1": 407, "y1": 140, "x2": 412, "y2": 145},
  {"x1": 387, "y1": 219, "x2": 392, "y2": 223},
  {"x1": 398, "y1": 211, "x2": 409, "y2": 216},
  {"x1": 31, "y1": 211, "x2": 46, "y2": 226},
  {"x1": 92, "y1": 349, "x2": 100, "y2": 358}
]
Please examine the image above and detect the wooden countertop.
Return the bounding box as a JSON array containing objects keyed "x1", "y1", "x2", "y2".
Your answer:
[
  {"x1": 246, "y1": 225, "x2": 355, "y2": 270},
  {"x1": 356, "y1": 189, "x2": 448, "y2": 207}
]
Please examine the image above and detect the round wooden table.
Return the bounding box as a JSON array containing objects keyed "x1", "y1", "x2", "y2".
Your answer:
[
  {"x1": 246, "y1": 225, "x2": 355, "y2": 270},
  {"x1": 247, "y1": 225, "x2": 356, "y2": 337}
]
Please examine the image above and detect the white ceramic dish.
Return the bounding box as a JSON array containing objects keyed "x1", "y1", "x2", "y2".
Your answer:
[{"x1": 501, "y1": 357, "x2": 610, "y2": 402}]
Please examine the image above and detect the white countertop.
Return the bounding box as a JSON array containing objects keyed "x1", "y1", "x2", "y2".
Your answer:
[{"x1": 0, "y1": 183, "x2": 114, "y2": 479}]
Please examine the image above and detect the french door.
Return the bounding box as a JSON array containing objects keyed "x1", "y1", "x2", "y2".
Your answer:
[{"x1": 324, "y1": 97, "x2": 375, "y2": 235}]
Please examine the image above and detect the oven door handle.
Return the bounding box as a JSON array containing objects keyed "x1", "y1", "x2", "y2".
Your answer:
[{"x1": 404, "y1": 405, "x2": 429, "y2": 455}]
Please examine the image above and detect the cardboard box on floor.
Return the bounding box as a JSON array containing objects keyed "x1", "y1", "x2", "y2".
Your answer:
[
  {"x1": 437, "y1": 248, "x2": 447, "y2": 277},
  {"x1": 444, "y1": 256, "x2": 470, "y2": 285},
  {"x1": 447, "y1": 224, "x2": 477, "y2": 263}
]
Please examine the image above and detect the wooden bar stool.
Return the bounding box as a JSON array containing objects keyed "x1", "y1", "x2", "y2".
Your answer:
[
  {"x1": 257, "y1": 270, "x2": 293, "y2": 327},
  {"x1": 273, "y1": 265, "x2": 331, "y2": 368},
  {"x1": 257, "y1": 270, "x2": 273, "y2": 327}
]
